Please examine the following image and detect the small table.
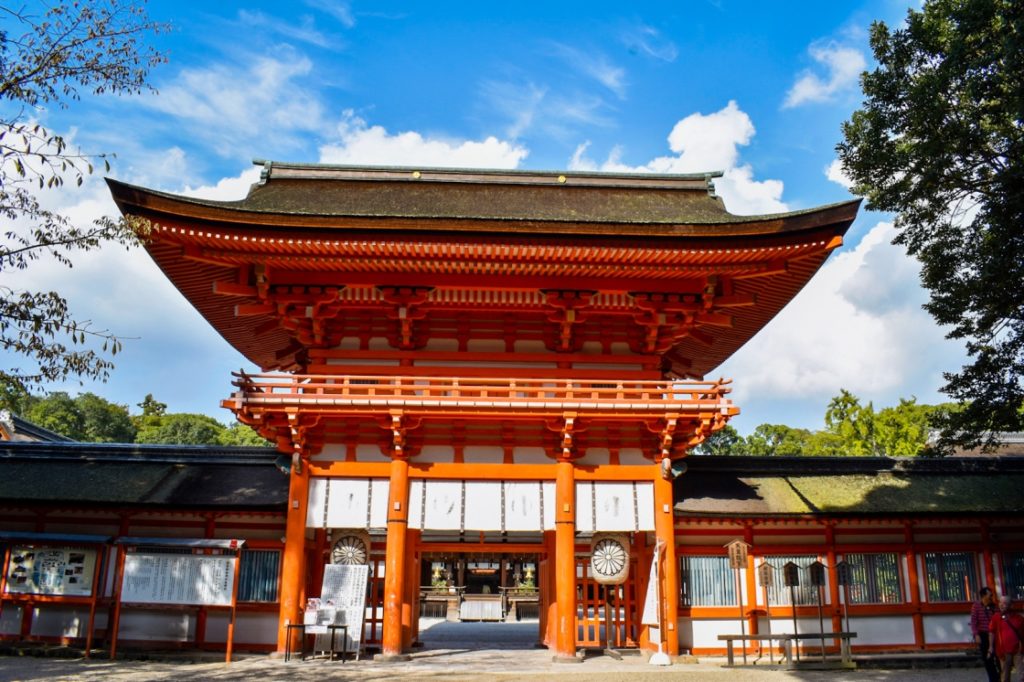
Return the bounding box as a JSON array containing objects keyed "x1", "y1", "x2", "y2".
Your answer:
[{"x1": 284, "y1": 623, "x2": 349, "y2": 662}]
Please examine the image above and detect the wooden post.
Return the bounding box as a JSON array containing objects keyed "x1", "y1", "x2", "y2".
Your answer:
[
  {"x1": 402, "y1": 529, "x2": 420, "y2": 651},
  {"x1": 825, "y1": 525, "x2": 843, "y2": 647},
  {"x1": 0, "y1": 545, "x2": 11, "y2": 643},
  {"x1": 226, "y1": 547, "x2": 242, "y2": 664},
  {"x1": 108, "y1": 545, "x2": 127, "y2": 659},
  {"x1": 981, "y1": 522, "x2": 997, "y2": 591},
  {"x1": 744, "y1": 525, "x2": 758, "y2": 655},
  {"x1": 381, "y1": 455, "x2": 411, "y2": 659},
  {"x1": 903, "y1": 522, "x2": 925, "y2": 650},
  {"x1": 553, "y1": 458, "x2": 578, "y2": 660},
  {"x1": 541, "y1": 530, "x2": 556, "y2": 647},
  {"x1": 653, "y1": 469, "x2": 679, "y2": 656},
  {"x1": 84, "y1": 545, "x2": 104, "y2": 658},
  {"x1": 275, "y1": 455, "x2": 310, "y2": 655}
]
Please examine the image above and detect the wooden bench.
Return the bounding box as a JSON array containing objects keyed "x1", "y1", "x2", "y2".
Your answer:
[{"x1": 717, "y1": 631, "x2": 857, "y2": 668}]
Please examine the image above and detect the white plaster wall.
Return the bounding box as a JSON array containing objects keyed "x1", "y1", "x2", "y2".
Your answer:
[
  {"x1": 512, "y1": 446, "x2": 548, "y2": 464},
  {"x1": 683, "y1": 618, "x2": 746, "y2": 649},
  {"x1": 617, "y1": 448, "x2": 648, "y2": 465},
  {"x1": 847, "y1": 615, "x2": 916, "y2": 646},
  {"x1": 514, "y1": 340, "x2": 547, "y2": 353},
  {"x1": 923, "y1": 613, "x2": 971, "y2": 645},
  {"x1": 355, "y1": 443, "x2": 389, "y2": 462},
  {"x1": 315, "y1": 443, "x2": 347, "y2": 462},
  {"x1": 575, "y1": 447, "x2": 609, "y2": 466},
  {"x1": 0, "y1": 605, "x2": 22, "y2": 634},
  {"x1": 422, "y1": 337, "x2": 458, "y2": 351},
  {"x1": 117, "y1": 611, "x2": 193, "y2": 642},
  {"x1": 30, "y1": 606, "x2": 89, "y2": 638},
  {"x1": 204, "y1": 612, "x2": 277, "y2": 645},
  {"x1": 466, "y1": 339, "x2": 505, "y2": 353},
  {"x1": 415, "y1": 444, "x2": 455, "y2": 463},
  {"x1": 763, "y1": 617, "x2": 829, "y2": 636},
  {"x1": 462, "y1": 445, "x2": 504, "y2": 464}
]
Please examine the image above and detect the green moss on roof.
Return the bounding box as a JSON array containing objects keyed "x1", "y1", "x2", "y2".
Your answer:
[{"x1": 677, "y1": 472, "x2": 1024, "y2": 515}]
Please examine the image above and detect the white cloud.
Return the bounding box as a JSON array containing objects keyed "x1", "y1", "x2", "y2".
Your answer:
[
  {"x1": 717, "y1": 221, "x2": 964, "y2": 414},
  {"x1": 304, "y1": 0, "x2": 355, "y2": 28},
  {"x1": 568, "y1": 101, "x2": 787, "y2": 214},
  {"x1": 826, "y1": 158, "x2": 854, "y2": 189},
  {"x1": 547, "y1": 42, "x2": 627, "y2": 99},
  {"x1": 142, "y1": 52, "x2": 325, "y2": 157},
  {"x1": 181, "y1": 166, "x2": 262, "y2": 201},
  {"x1": 621, "y1": 25, "x2": 678, "y2": 62},
  {"x1": 318, "y1": 111, "x2": 529, "y2": 168},
  {"x1": 237, "y1": 10, "x2": 337, "y2": 49},
  {"x1": 783, "y1": 42, "x2": 866, "y2": 108},
  {"x1": 479, "y1": 78, "x2": 614, "y2": 140}
]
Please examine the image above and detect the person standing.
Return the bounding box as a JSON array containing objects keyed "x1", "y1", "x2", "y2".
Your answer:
[
  {"x1": 990, "y1": 595, "x2": 1024, "y2": 682},
  {"x1": 974, "y1": 587, "x2": 1000, "y2": 682}
]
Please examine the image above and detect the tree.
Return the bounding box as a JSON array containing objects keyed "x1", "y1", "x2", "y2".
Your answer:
[
  {"x1": 691, "y1": 424, "x2": 742, "y2": 455},
  {"x1": 75, "y1": 392, "x2": 135, "y2": 442},
  {"x1": 837, "y1": 0, "x2": 1024, "y2": 451},
  {"x1": 218, "y1": 422, "x2": 272, "y2": 447},
  {"x1": 1, "y1": 2, "x2": 165, "y2": 390},
  {"x1": 25, "y1": 390, "x2": 83, "y2": 439},
  {"x1": 822, "y1": 389, "x2": 877, "y2": 456},
  {"x1": 135, "y1": 412, "x2": 226, "y2": 445},
  {"x1": 743, "y1": 423, "x2": 814, "y2": 456},
  {"x1": 18, "y1": 389, "x2": 133, "y2": 441}
]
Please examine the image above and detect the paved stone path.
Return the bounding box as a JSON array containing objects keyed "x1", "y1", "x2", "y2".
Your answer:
[{"x1": 0, "y1": 620, "x2": 983, "y2": 681}]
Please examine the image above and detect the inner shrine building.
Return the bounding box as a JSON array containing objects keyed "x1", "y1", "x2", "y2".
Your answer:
[{"x1": 107, "y1": 162, "x2": 859, "y2": 660}]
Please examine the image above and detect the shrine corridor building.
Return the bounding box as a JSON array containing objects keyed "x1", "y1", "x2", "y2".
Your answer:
[{"x1": 3, "y1": 163, "x2": 1021, "y2": 661}]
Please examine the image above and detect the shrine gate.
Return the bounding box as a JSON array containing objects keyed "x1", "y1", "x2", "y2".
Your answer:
[{"x1": 108, "y1": 163, "x2": 858, "y2": 660}]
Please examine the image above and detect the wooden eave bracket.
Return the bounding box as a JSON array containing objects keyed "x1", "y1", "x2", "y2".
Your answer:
[
  {"x1": 378, "y1": 412, "x2": 423, "y2": 459},
  {"x1": 542, "y1": 290, "x2": 596, "y2": 352}
]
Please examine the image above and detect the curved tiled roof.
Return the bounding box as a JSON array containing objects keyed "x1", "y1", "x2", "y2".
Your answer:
[
  {"x1": 106, "y1": 163, "x2": 860, "y2": 376},
  {"x1": 676, "y1": 455, "x2": 1024, "y2": 516},
  {"x1": 0, "y1": 442, "x2": 285, "y2": 509}
]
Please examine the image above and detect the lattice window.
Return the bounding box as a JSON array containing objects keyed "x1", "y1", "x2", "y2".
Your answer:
[
  {"x1": 923, "y1": 551, "x2": 978, "y2": 603},
  {"x1": 680, "y1": 555, "x2": 735, "y2": 606},
  {"x1": 844, "y1": 553, "x2": 903, "y2": 604},
  {"x1": 764, "y1": 555, "x2": 821, "y2": 606},
  {"x1": 1002, "y1": 552, "x2": 1024, "y2": 600},
  {"x1": 238, "y1": 549, "x2": 280, "y2": 603}
]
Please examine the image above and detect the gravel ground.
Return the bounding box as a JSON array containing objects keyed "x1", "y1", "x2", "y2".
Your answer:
[
  {"x1": 0, "y1": 620, "x2": 986, "y2": 682},
  {"x1": 0, "y1": 649, "x2": 986, "y2": 682}
]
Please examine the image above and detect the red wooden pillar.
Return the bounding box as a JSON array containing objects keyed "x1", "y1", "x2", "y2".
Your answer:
[
  {"x1": 744, "y1": 524, "x2": 759, "y2": 652},
  {"x1": 402, "y1": 529, "x2": 420, "y2": 651},
  {"x1": 276, "y1": 455, "x2": 310, "y2": 654},
  {"x1": 981, "y1": 521, "x2": 997, "y2": 591},
  {"x1": 653, "y1": 468, "x2": 680, "y2": 656},
  {"x1": 825, "y1": 524, "x2": 843, "y2": 641},
  {"x1": 381, "y1": 455, "x2": 411, "y2": 659},
  {"x1": 904, "y1": 522, "x2": 925, "y2": 649},
  {"x1": 541, "y1": 530, "x2": 556, "y2": 648},
  {"x1": 553, "y1": 458, "x2": 579, "y2": 661}
]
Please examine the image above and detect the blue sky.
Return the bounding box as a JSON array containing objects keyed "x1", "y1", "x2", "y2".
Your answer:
[{"x1": 4, "y1": 0, "x2": 969, "y2": 435}]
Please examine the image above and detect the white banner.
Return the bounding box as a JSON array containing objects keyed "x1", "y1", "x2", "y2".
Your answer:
[{"x1": 640, "y1": 541, "x2": 662, "y2": 626}]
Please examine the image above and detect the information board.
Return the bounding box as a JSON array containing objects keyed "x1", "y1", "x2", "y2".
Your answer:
[
  {"x1": 4, "y1": 546, "x2": 98, "y2": 597},
  {"x1": 314, "y1": 564, "x2": 369, "y2": 655},
  {"x1": 121, "y1": 553, "x2": 235, "y2": 606}
]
